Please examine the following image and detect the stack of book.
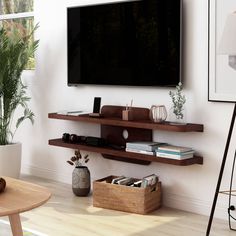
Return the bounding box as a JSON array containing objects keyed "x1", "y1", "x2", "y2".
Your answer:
[
  {"x1": 156, "y1": 145, "x2": 194, "y2": 160},
  {"x1": 111, "y1": 174, "x2": 158, "y2": 188},
  {"x1": 126, "y1": 141, "x2": 166, "y2": 156}
]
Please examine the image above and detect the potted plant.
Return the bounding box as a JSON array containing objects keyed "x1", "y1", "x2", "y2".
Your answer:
[
  {"x1": 169, "y1": 82, "x2": 186, "y2": 124},
  {"x1": 0, "y1": 23, "x2": 39, "y2": 178},
  {"x1": 67, "y1": 150, "x2": 90, "y2": 196}
]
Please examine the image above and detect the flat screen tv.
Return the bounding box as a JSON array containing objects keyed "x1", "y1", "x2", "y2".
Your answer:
[{"x1": 67, "y1": 0, "x2": 182, "y2": 87}]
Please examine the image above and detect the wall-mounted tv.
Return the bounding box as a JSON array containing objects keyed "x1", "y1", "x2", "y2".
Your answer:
[{"x1": 67, "y1": 0, "x2": 182, "y2": 87}]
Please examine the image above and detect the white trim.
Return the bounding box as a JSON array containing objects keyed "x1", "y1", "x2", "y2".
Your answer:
[
  {"x1": 21, "y1": 164, "x2": 72, "y2": 185},
  {"x1": 0, "y1": 11, "x2": 34, "y2": 20},
  {"x1": 21, "y1": 164, "x2": 97, "y2": 186},
  {"x1": 163, "y1": 192, "x2": 228, "y2": 220}
]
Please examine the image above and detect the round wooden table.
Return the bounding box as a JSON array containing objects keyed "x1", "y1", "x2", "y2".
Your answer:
[{"x1": 0, "y1": 177, "x2": 51, "y2": 236}]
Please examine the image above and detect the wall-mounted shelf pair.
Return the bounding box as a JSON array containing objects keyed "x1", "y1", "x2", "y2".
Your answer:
[{"x1": 48, "y1": 105, "x2": 204, "y2": 166}]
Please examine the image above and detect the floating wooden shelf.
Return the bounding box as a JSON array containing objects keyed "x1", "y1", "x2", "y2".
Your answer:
[
  {"x1": 49, "y1": 139, "x2": 203, "y2": 166},
  {"x1": 48, "y1": 105, "x2": 204, "y2": 166},
  {"x1": 48, "y1": 113, "x2": 204, "y2": 132}
]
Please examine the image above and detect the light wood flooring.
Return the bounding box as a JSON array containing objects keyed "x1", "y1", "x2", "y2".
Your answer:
[{"x1": 6, "y1": 175, "x2": 235, "y2": 236}]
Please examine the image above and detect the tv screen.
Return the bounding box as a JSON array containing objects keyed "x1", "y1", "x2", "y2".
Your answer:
[{"x1": 67, "y1": 0, "x2": 182, "y2": 87}]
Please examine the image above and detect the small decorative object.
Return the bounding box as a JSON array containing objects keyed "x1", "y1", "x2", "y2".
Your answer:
[
  {"x1": 122, "y1": 99, "x2": 134, "y2": 121},
  {"x1": 150, "y1": 105, "x2": 167, "y2": 123},
  {"x1": 122, "y1": 109, "x2": 133, "y2": 121},
  {"x1": 0, "y1": 177, "x2": 6, "y2": 193},
  {"x1": 169, "y1": 82, "x2": 186, "y2": 124},
  {"x1": 67, "y1": 150, "x2": 90, "y2": 196}
]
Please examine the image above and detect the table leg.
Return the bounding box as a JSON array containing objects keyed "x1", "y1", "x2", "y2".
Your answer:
[{"x1": 8, "y1": 214, "x2": 23, "y2": 236}]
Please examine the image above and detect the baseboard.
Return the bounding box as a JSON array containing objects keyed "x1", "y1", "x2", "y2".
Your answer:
[
  {"x1": 21, "y1": 163, "x2": 97, "y2": 185},
  {"x1": 22, "y1": 164, "x2": 228, "y2": 220},
  {"x1": 163, "y1": 192, "x2": 228, "y2": 220},
  {"x1": 21, "y1": 164, "x2": 72, "y2": 184}
]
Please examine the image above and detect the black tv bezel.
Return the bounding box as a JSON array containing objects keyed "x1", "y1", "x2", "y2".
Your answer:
[{"x1": 67, "y1": 0, "x2": 183, "y2": 87}]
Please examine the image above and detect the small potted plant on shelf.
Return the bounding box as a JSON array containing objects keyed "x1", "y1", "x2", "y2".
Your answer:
[
  {"x1": 169, "y1": 82, "x2": 186, "y2": 124},
  {"x1": 67, "y1": 150, "x2": 90, "y2": 196}
]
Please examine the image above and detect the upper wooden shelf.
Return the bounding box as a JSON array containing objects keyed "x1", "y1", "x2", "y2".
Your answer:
[{"x1": 48, "y1": 113, "x2": 204, "y2": 132}]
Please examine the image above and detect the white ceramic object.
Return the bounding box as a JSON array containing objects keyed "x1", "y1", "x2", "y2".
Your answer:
[
  {"x1": 0, "y1": 143, "x2": 22, "y2": 178},
  {"x1": 150, "y1": 105, "x2": 167, "y2": 123}
]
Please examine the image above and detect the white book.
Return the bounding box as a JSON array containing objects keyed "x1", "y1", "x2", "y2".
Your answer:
[
  {"x1": 125, "y1": 148, "x2": 155, "y2": 156},
  {"x1": 141, "y1": 175, "x2": 158, "y2": 188},
  {"x1": 157, "y1": 149, "x2": 194, "y2": 155},
  {"x1": 143, "y1": 174, "x2": 158, "y2": 186},
  {"x1": 126, "y1": 142, "x2": 166, "y2": 151},
  {"x1": 156, "y1": 151, "x2": 193, "y2": 160},
  {"x1": 111, "y1": 176, "x2": 125, "y2": 184},
  {"x1": 158, "y1": 145, "x2": 193, "y2": 153},
  {"x1": 57, "y1": 110, "x2": 89, "y2": 116}
]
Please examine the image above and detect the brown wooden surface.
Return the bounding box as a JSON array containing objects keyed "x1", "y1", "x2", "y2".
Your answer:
[
  {"x1": 48, "y1": 105, "x2": 204, "y2": 166},
  {"x1": 9, "y1": 214, "x2": 23, "y2": 236},
  {"x1": 0, "y1": 177, "x2": 51, "y2": 236},
  {"x1": 0, "y1": 177, "x2": 51, "y2": 216},
  {"x1": 101, "y1": 125, "x2": 152, "y2": 147},
  {"x1": 48, "y1": 106, "x2": 204, "y2": 133},
  {"x1": 101, "y1": 124, "x2": 152, "y2": 164},
  {"x1": 93, "y1": 176, "x2": 162, "y2": 214},
  {"x1": 101, "y1": 105, "x2": 150, "y2": 120},
  {"x1": 49, "y1": 139, "x2": 203, "y2": 166},
  {"x1": 101, "y1": 155, "x2": 151, "y2": 165}
]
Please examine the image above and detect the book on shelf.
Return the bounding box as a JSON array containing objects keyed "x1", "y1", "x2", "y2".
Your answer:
[
  {"x1": 157, "y1": 145, "x2": 193, "y2": 153},
  {"x1": 57, "y1": 110, "x2": 89, "y2": 116},
  {"x1": 126, "y1": 141, "x2": 167, "y2": 152},
  {"x1": 125, "y1": 148, "x2": 155, "y2": 156},
  {"x1": 155, "y1": 151, "x2": 194, "y2": 160},
  {"x1": 156, "y1": 149, "x2": 194, "y2": 155}
]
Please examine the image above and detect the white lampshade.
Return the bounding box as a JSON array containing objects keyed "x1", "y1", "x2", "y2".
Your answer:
[{"x1": 218, "y1": 12, "x2": 236, "y2": 55}]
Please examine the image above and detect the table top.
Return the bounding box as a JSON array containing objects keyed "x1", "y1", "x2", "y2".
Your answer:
[{"x1": 0, "y1": 177, "x2": 51, "y2": 216}]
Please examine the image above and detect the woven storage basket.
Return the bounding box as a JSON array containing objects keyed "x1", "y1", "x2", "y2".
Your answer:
[{"x1": 93, "y1": 175, "x2": 161, "y2": 214}]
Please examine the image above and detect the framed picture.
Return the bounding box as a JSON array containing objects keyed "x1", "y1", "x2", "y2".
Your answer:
[{"x1": 209, "y1": 0, "x2": 236, "y2": 102}]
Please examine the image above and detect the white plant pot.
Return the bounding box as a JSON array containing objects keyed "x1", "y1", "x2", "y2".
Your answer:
[{"x1": 0, "y1": 143, "x2": 22, "y2": 178}]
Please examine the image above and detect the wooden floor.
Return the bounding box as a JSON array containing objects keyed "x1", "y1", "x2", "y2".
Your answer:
[{"x1": 8, "y1": 175, "x2": 234, "y2": 236}]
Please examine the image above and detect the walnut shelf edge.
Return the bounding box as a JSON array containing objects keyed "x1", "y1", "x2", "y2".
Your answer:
[{"x1": 49, "y1": 139, "x2": 203, "y2": 166}]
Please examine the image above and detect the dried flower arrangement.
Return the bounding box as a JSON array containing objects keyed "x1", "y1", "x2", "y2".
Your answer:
[{"x1": 67, "y1": 150, "x2": 89, "y2": 167}]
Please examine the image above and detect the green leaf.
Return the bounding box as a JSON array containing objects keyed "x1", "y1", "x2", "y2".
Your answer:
[{"x1": 0, "y1": 24, "x2": 39, "y2": 144}]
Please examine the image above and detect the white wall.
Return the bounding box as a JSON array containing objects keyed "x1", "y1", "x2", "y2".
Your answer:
[{"x1": 16, "y1": 0, "x2": 236, "y2": 220}]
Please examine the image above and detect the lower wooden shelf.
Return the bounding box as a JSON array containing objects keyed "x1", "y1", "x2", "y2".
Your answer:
[{"x1": 48, "y1": 139, "x2": 203, "y2": 166}]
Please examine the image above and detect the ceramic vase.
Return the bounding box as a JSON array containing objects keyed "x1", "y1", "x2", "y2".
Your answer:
[
  {"x1": 150, "y1": 105, "x2": 167, "y2": 123},
  {"x1": 72, "y1": 166, "x2": 90, "y2": 196},
  {"x1": 0, "y1": 143, "x2": 22, "y2": 178}
]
